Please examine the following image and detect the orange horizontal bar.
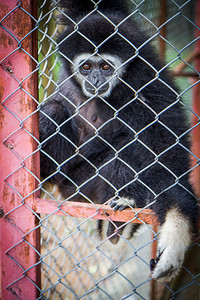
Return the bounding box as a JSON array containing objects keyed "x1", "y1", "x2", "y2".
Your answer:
[{"x1": 33, "y1": 198, "x2": 159, "y2": 225}]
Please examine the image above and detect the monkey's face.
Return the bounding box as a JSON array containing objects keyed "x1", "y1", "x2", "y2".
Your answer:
[
  {"x1": 79, "y1": 59, "x2": 114, "y2": 96},
  {"x1": 72, "y1": 54, "x2": 125, "y2": 98}
]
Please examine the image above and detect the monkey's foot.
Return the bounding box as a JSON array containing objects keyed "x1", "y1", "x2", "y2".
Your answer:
[
  {"x1": 109, "y1": 197, "x2": 135, "y2": 211},
  {"x1": 150, "y1": 208, "x2": 191, "y2": 282}
]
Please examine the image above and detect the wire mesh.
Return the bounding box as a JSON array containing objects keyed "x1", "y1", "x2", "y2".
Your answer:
[
  {"x1": 38, "y1": 1, "x2": 199, "y2": 299},
  {"x1": 0, "y1": 0, "x2": 199, "y2": 299}
]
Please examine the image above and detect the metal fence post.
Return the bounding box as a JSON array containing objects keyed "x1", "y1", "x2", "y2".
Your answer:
[
  {"x1": 191, "y1": 0, "x2": 200, "y2": 198},
  {"x1": 0, "y1": 1, "x2": 40, "y2": 299}
]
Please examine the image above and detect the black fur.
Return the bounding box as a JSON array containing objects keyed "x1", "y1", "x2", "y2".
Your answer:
[{"x1": 40, "y1": 0, "x2": 198, "y2": 243}]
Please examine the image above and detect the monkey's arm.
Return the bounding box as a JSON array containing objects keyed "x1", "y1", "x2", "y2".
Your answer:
[
  {"x1": 39, "y1": 99, "x2": 79, "y2": 182},
  {"x1": 109, "y1": 153, "x2": 198, "y2": 281}
]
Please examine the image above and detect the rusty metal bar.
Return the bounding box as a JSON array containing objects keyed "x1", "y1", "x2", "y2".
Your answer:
[
  {"x1": 0, "y1": 1, "x2": 40, "y2": 299},
  {"x1": 30, "y1": 197, "x2": 200, "y2": 226},
  {"x1": 33, "y1": 197, "x2": 200, "y2": 227},
  {"x1": 191, "y1": 0, "x2": 200, "y2": 198},
  {"x1": 33, "y1": 198, "x2": 158, "y2": 225}
]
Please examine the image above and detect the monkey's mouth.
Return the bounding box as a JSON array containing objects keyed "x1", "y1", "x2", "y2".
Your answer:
[{"x1": 85, "y1": 82, "x2": 109, "y2": 95}]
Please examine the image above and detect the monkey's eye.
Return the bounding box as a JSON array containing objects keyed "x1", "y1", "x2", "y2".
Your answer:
[
  {"x1": 81, "y1": 63, "x2": 91, "y2": 71},
  {"x1": 101, "y1": 63, "x2": 111, "y2": 71}
]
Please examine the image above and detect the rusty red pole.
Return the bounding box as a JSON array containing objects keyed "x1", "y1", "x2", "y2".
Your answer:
[
  {"x1": 0, "y1": 1, "x2": 40, "y2": 299},
  {"x1": 191, "y1": 0, "x2": 200, "y2": 198}
]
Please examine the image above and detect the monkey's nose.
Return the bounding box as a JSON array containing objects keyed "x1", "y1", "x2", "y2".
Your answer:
[{"x1": 92, "y1": 75, "x2": 99, "y2": 86}]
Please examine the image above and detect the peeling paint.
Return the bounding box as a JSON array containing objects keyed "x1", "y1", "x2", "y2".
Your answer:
[{"x1": 0, "y1": 1, "x2": 39, "y2": 299}]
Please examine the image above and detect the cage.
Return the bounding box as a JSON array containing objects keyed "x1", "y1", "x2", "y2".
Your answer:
[{"x1": 0, "y1": 1, "x2": 200, "y2": 299}]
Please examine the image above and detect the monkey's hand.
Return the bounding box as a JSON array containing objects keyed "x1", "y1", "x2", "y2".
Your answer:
[
  {"x1": 150, "y1": 208, "x2": 191, "y2": 282},
  {"x1": 109, "y1": 197, "x2": 135, "y2": 211}
]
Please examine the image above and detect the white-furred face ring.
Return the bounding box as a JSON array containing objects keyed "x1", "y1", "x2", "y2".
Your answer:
[{"x1": 71, "y1": 53, "x2": 125, "y2": 98}]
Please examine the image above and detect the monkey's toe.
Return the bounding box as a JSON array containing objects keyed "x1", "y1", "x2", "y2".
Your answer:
[{"x1": 109, "y1": 197, "x2": 135, "y2": 211}]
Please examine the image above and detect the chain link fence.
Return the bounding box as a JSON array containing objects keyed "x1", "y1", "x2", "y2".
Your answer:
[{"x1": 0, "y1": 0, "x2": 200, "y2": 299}]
